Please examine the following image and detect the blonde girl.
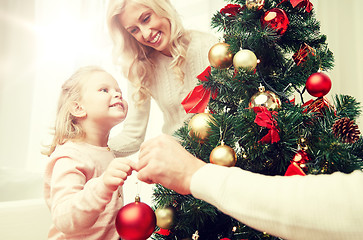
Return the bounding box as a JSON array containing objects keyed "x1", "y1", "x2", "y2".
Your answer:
[{"x1": 43, "y1": 66, "x2": 134, "y2": 239}]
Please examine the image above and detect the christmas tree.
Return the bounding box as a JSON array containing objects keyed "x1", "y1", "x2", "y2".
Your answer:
[{"x1": 151, "y1": 0, "x2": 363, "y2": 239}]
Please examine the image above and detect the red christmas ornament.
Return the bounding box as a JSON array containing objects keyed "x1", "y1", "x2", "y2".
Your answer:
[
  {"x1": 305, "y1": 72, "x2": 332, "y2": 97},
  {"x1": 261, "y1": 8, "x2": 289, "y2": 35},
  {"x1": 115, "y1": 196, "x2": 156, "y2": 240}
]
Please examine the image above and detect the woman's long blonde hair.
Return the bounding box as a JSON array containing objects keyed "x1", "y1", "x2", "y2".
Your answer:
[
  {"x1": 43, "y1": 66, "x2": 107, "y2": 156},
  {"x1": 107, "y1": 0, "x2": 190, "y2": 106}
]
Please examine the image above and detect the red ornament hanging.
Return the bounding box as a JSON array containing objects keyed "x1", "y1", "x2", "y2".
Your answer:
[
  {"x1": 305, "y1": 72, "x2": 332, "y2": 97},
  {"x1": 261, "y1": 8, "x2": 289, "y2": 35},
  {"x1": 293, "y1": 43, "x2": 316, "y2": 66},
  {"x1": 115, "y1": 196, "x2": 156, "y2": 240}
]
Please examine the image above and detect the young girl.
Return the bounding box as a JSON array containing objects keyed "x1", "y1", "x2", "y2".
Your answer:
[
  {"x1": 106, "y1": 0, "x2": 218, "y2": 156},
  {"x1": 43, "y1": 66, "x2": 134, "y2": 239}
]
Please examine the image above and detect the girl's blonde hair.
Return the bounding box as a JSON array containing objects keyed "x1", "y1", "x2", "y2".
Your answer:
[
  {"x1": 107, "y1": 0, "x2": 190, "y2": 106},
  {"x1": 43, "y1": 66, "x2": 107, "y2": 156}
]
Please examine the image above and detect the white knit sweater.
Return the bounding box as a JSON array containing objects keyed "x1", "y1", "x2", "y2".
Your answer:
[
  {"x1": 191, "y1": 164, "x2": 363, "y2": 240},
  {"x1": 108, "y1": 30, "x2": 218, "y2": 156}
]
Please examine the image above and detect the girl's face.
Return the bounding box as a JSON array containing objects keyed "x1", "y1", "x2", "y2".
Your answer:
[
  {"x1": 118, "y1": 1, "x2": 172, "y2": 56},
  {"x1": 79, "y1": 71, "x2": 128, "y2": 129}
]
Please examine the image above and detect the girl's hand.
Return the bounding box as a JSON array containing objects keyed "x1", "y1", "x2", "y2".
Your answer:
[
  {"x1": 103, "y1": 158, "x2": 135, "y2": 191},
  {"x1": 136, "y1": 134, "x2": 206, "y2": 195}
]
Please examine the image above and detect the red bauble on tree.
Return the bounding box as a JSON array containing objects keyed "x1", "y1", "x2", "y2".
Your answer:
[
  {"x1": 115, "y1": 196, "x2": 156, "y2": 240},
  {"x1": 305, "y1": 72, "x2": 332, "y2": 97},
  {"x1": 261, "y1": 8, "x2": 289, "y2": 35}
]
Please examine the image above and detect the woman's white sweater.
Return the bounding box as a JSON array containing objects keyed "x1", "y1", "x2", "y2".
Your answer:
[{"x1": 108, "y1": 31, "x2": 218, "y2": 156}]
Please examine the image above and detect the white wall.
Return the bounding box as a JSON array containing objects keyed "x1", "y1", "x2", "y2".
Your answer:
[{"x1": 314, "y1": 0, "x2": 363, "y2": 128}]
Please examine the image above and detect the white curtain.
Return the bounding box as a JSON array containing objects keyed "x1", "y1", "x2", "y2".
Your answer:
[
  {"x1": 314, "y1": 0, "x2": 363, "y2": 127},
  {"x1": 0, "y1": 0, "x2": 362, "y2": 173}
]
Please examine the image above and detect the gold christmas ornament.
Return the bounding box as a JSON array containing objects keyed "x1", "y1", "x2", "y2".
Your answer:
[
  {"x1": 249, "y1": 85, "x2": 281, "y2": 110},
  {"x1": 188, "y1": 113, "x2": 214, "y2": 143},
  {"x1": 210, "y1": 142, "x2": 237, "y2": 167},
  {"x1": 208, "y1": 42, "x2": 234, "y2": 69},
  {"x1": 155, "y1": 206, "x2": 175, "y2": 229},
  {"x1": 246, "y1": 0, "x2": 265, "y2": 10},
  {"x1": 233, "y1": 49, "x2": 258, "y2": 71}
]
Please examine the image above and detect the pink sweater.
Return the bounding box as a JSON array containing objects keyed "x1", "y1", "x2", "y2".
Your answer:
[{"x1": 44, "y1": 141, "x2": 122, "y2": 240}]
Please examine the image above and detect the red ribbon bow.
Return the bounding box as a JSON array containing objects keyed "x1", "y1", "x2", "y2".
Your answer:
[
  {"x1": 280, "y1": 0, "x2": 313, "y2": 13},
  {"x1": 220, "y1": 4, "x2": 242, "y2": 16},
  {"x1": 181, "y1": 66, "x2": 217, "y2": 113},
  {"x1": 284, "y1": 162, "x2": 306, "y2": 176},
  {"x1": 302, "y1": 97, "x2": 335, "y2": 116},
  {"x1": 155, "y1": 228, "x2": 171, "y2": 236},
  {"x1": 285, "y1": 150, "x2": 310, "y2": 176},
  {"x1": 253, "y1": 106, "x2": 280, "y2": 144}
]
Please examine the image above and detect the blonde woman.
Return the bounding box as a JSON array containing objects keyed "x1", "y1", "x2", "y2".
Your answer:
[
  {"x1": 107, "y1": 0, "x2": 218, "y2": 156},
  {"x1": 43, "y1": 66, "x2": 134, "y2": 239}
]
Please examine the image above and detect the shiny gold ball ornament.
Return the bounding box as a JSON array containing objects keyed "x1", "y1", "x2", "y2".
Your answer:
[
  {"x1": 188, "y1": 113, "x2": 213, "y2": 143},
  {"x1": 155, "y1": 206, "x2": 175, "y2": 229},
  {"x1": 208, "y1": 42, "x2": 234, "y2": 69},
  {"x1": 210, "y1": 142, "x2": 237, "y2": 167},
  {"x1": 233, "y1": 49, "x2": 258, "y2": 71},
  {"x1": 246, "y1": 0, "x2": 265, "y2": 10},
  {"x1": 249, "y1": 85, "x2": 281, "y2": 110}
]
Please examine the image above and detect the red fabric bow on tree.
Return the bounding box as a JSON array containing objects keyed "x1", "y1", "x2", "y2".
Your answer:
[
  {"x1": 220, "y1": 4, "x2": 242, "y2": 16},
  {"x1": 285, "y1": 150, "x2": 310, "y2": 176},
  {"x1": 293, "y1": 43, "x2": 316, "y2": 66},
  {"x1": 155, "y1": 228, "x2": 171, "y2": 236},
  {"x1": 279, "y1": 0, "x2": 313, "y2": 12},
  {"x1": 302, "y1": 97, "x2": 335, "y2": 116},
  {"x1": 253, "y1": 106, "x2": 280, "y2": 144},
  {"x1": 181, "y1": 66, "x2": 217, "y2": 113}
]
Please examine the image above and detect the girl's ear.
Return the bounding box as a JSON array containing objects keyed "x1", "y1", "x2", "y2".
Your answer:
[{"x1": 69, "y1": 101, "x2": 87, "y2": 118}]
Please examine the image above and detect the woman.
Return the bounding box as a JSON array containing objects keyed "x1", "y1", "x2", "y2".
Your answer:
[{"x1": 107, "y1": 0, "x2": 218, "y2": 156}]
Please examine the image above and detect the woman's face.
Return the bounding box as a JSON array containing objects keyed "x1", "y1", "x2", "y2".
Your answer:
[{"x1": 118, "y1": 1, "x2": 172, "y2": 56}]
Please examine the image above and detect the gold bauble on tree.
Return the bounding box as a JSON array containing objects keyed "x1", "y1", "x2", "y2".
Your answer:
[
  {"x1": 155, "y1": 206, "x2": 175, "y2": 230},
  {"x1": 188, "y1": 113, "x2": 214, "y2": 143},
  {"x1": 249, "y1": 85, "x2": 281, "y2": 110},
  {"x1": 246, "y1": 0, "x2": 265, "y2": 10},
  {"x1": 233, "y1": 49, "x2": 258, "y2": 71},
  {"x1": 208, "y1": 42, "x2": 234, "y2": 69},
  {"x1": 210, "y1": 142, "x2": 237, "y2": 167}
]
